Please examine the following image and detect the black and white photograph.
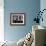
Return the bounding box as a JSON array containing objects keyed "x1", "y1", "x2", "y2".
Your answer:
[{"x1": 10, "y1": 13, "x2": 25, "y2": 25}]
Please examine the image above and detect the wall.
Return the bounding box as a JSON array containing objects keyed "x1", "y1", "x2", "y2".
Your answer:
[
  {"x1": 0, "y1": 0, "x2": 4, "y2": 42},
  {"x1": 40, "y1": 0, "x2": 46, "y2": 27},
  {"x1": 4, "y1": 0, "x2": 40, "y2": 42}
]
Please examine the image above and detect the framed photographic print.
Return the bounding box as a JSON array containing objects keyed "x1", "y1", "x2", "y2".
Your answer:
[{"x1": 10, "y1": 13, "x2": 26, "y2": 26}]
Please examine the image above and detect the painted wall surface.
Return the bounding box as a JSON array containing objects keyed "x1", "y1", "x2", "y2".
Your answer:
[
  {"x1": 40, "y1": 0, "x2": 46, "y2": 27},
  {"x1": 4, "y1": 0, "x2": 40, "y2": 42},
  {"x1": 0, "y1": 0, "x2": 4, "y2": 42}
]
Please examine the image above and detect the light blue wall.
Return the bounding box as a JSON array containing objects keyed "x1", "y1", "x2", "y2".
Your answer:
[
  {"x1": 4, "y1": 0, "x2": 40, "y2": 42},
  {"x1": 40, "y1": 0, "x2": 46, "y2": 27}
]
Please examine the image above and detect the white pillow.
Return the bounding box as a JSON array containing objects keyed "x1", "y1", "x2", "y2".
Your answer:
[{"x1": 17, "y1": 37, "x2": 25, "y2": 46}]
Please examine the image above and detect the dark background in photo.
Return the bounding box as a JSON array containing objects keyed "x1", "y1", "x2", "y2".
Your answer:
[{"x1": 13, "y1": 15, "x2": 23, "y2": 23}]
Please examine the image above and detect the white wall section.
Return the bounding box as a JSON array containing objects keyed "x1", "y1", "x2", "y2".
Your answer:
[{"x1": 0, "y1": 0, "x2": 4, "y2": 42}]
